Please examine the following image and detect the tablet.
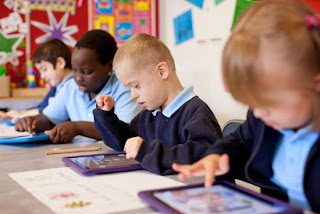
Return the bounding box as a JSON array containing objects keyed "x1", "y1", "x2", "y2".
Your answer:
[
  {"x1": 1, "y1": 118, "x2": 15, "y2": 126},
  {"x1": 138, "y1": 181, "x2": 303, "y2": 214},
  {"x1": 62, "y1": 152, "x2": 142, "y2": 175},
  {"x1": 0, "y1": 132, "x2": 50, "y2": 144}
]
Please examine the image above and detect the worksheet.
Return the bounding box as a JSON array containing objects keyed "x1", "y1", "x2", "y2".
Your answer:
[
  {"x1": 9, "y1": 168, "x2": 184, "y2": 214},
  {"x1": 0, "y1": 124, "x2": 28, "y2": 137}
]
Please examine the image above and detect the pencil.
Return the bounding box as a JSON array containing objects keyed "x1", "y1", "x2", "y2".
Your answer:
[{"x1": 46, "y1": 147, "x2": 101, "y2": 155}]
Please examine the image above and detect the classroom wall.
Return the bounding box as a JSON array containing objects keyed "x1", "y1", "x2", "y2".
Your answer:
[{"x1": 158, "y1": 0, "x2": 248, "y2": 126}]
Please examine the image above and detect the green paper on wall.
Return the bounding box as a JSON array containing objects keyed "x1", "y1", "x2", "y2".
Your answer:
[
  {"x1": 215, "y1": 0, "x2": 224, "y2": 5},
  {"x1": 0, "y1": 33, "x2": 20, "y2": 53},
  {"x1": 231, "y1": 0, "x2": 257, "y2": 30}
]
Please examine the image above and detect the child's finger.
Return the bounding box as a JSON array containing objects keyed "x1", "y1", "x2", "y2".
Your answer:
[
  {"x1": 96, "y1": 97, "x2": 104, "y2": 108},
  {"x1": 52, "y1": 131, "x2": 61, "y2": 143},
  {"x1": 48, "y1": 128, "x2": 57, "y2": 141},
  {"x1": 31, "y1": 119, "x2": 36, "y2": 130},
  {"x1": 124, "y1": 138, "x2": 134, "y2": 151},
  {"x1": 204, "y1": 163, "x2": 217, "y2": 187},
  {"x1": 218, "y1": 154, "x2": 230, "y2": 175}
]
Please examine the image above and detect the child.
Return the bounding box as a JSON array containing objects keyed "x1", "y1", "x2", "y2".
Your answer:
[
  {"x1": 93, "y1": 33, "x2": 222, "y2": 175},
  {"x1": 0, "y1": 39, "x2": 73, "y2": 120},
  {"x1": 172, "y1": 0, "x2": 320, "y2": 212},
  {"x1": 15, "y1": 30, "x2": 141, "y2": 143}
]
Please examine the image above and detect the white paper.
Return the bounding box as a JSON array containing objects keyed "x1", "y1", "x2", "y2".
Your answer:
[
  {"x1": 0, "y1": 124, "x2": 29, "y2": 137},
  {"x1": 9, "y1": 167, "x2": 185, "y2": 214}
]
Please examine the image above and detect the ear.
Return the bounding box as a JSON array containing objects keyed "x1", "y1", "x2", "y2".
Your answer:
[
  {"x1": 157, "y1": 62, "x2": 169, "y2": 80},
  {"x1": 313, "y1": 73, "x2": 320, "y2": 93},
  {"x1": 105, "y1": 60, "x2": 113, "y2": 75},
  {"x1": 56, "y1": 57, "x2": 66, "y2": 69},
  {"x1": 223, "y1": 83, "x2": 230, "y2": 92}
]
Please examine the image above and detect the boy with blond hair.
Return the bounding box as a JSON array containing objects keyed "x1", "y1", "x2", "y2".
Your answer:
[{"x1": 93, "y1": 33, "x2": 222, "y2": 175}]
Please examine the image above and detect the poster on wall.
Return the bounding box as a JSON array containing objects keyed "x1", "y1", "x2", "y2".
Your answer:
[
  {"x1": 89, "y1": 0, "x2": 158, "y2": 45},
  {"x1": 0, "y1": 0, "x2": 88, "y2": 87}
]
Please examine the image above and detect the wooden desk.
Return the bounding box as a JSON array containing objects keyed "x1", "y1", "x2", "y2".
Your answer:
[{"x1": 0, "y1": 88, "x2": 49, "y2": 110}]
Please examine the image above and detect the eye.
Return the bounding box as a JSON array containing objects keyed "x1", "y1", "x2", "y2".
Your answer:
[{"x1": 134, "y1": 84, "x2": 140, "y2": 89}]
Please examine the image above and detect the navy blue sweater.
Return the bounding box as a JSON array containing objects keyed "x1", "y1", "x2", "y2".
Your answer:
[
  {"x1": 206, "y1": 110, "x2": 320, "y2": 212},
  {"x1": 93, "y1": 96, "x2": 222, "y2": 175}
]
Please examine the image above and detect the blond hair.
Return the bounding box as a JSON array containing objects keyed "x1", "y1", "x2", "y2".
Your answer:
[
  {"x1": 113, "y1": 33, "x2": 176, "y2": 72},
  {"x1": 223, "y1": 0, "x2": 320, "y2": 129}
]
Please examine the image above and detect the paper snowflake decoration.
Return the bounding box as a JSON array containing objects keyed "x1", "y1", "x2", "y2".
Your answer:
[
  {"x1": 31, "y1": 10, "x2": 78, "y2": 47},
  {"x1": 0, "y1": 30, "x2": 24, "y2": 66}
]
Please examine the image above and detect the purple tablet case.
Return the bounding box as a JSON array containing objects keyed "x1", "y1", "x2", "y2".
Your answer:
[
  {"x1": 62, "y1": 151, "x2": 142, "y2": 175},
  {"x1": 138, "y1": 181, "x2": 303, "y2": 214}
]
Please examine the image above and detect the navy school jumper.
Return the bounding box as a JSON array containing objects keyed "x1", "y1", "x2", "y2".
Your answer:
[
  {"x1": 206, "y1": 110, "x2": 320, "y2": 212},
  {"x1": 93, "y1": 96, "x2": 222, "y2": 175}
]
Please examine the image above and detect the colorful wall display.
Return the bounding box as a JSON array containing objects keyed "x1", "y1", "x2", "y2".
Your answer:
[
  {"x1": 90, "y1": 0, "x2": 157, "y2": 45},
  {"x1": 0, "y1": 0, "x2": 88, "y2": 87},
  {"x1": 29, "y1": 0, "x2": 77, "y2": 15},
  {"x1": 173, "y1": 10, "x2": 194, "y2": 45}
]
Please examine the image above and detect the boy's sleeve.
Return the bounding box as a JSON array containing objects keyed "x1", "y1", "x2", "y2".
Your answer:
[
  {"x1": 42, "y1": 84, "x2": 70, "y2": 125},
  {"x1": 93, "y1": 108, "x2": 138, "y2": 151},
  {"x1": 135, "y1": 106, "x2": 223, "y2": 175}
]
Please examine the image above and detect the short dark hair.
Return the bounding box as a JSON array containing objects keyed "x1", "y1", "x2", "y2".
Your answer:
[
  {"x1": 33, "y1": 39, "x2": 71, "y2": 69},
  {"x1": 75, "y1": 29, "x2": 118, "y2": 65}
]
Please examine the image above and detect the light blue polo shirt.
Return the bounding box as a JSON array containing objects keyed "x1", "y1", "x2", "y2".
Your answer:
[
  {"x1": 152, "y1": 86, "x2": 196, "y2": 117},
  {"x1": 271, "y1": 125, "x2": 318, "y2": 210},
  {"x1": 43, "y1": 72, "x2": 141, "y2": 124},
  {"x1": 48, "y1": 73, "x2": 73, "y2": 106},
  {"x1": 56, "y1": 73, "x2": 73, "y2": 92}
]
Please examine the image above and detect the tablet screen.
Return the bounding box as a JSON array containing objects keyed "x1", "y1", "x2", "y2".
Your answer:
[
  {"x1": 68, "y1": 153, "x2": 139, "y2": 169},
  {"x1": 153, "y1": 184, "x2": 287, "y2": 214}
]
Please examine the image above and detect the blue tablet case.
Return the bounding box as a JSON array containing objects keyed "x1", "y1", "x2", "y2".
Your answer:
[
  {"x1": 0, "y1": 133, "x2": 50, "y2": 144},
  {"x1": 1, "y1": 118, "x2": 15, "y2": 126}
]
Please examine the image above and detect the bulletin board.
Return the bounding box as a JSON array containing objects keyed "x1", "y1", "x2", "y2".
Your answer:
[
  {"x1": 305, "y1": 0, "x2": 320, "y2": 13},
  {"x1": 89, "y1": 0, "x2": 159, "y2": 45},
  {"x1": 0, "y1": 0, "x2": 89, "y2": 88}
]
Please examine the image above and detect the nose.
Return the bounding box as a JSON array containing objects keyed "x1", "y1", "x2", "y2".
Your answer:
[
  {"x1": 39, "y1": 71, "x2": 46, "y2": 80},
  {"x1": 253, "y1": 108, "x2": 268, "y2": 119},
  {"x1": 131, "y1": 91, "x2": 139, "y2": 99},
  {"x1": 74, "y1": 73, "x2": 84, "y2": 83}
]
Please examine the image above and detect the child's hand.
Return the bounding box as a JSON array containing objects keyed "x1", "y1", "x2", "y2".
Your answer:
[
  {"x1": 15, "y1": 116, "x2": 37, "y2": 135},
  {"x1": 0, "y1": 110, "x2": 9, "y2": 119},
  {"x1": 172, "y1": 154, "x2": 230, "y2": 187},
  {"x1": 6, "y1": 110, "x2": 19, "y2": 118},
  {"x1": 124, "y1": 136, "x2": 143, "y2": 159},
  {"x1": 96, "y1": 95, "x2": 115, "y2": 111},
  {"x1": 45, "y1": 121, "x2": 77, "y2": 143}
]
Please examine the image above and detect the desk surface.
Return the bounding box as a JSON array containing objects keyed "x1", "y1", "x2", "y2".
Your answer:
[
  {"x1": 0, "y1": 124, "x2": 316, "y2": 214},
  {"x1": 0, "y1": 125, "x2": 202, "y2": 214}
]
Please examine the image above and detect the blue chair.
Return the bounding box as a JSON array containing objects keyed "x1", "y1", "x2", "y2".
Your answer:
[{"x1": 222, "y1": 119, "x2": 245, "y2": 137}]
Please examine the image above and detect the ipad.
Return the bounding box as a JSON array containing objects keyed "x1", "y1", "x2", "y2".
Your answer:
[
  {"x1": 0, "y1": 132, "x2": 50, "y2": 144},
  {"x1": 62, "y1": 152, "x2": 142, "y2": 175},
  {"x1": 138, "y1": 181, "x2": 303, "y2": 214},
  {"x1": 1, "y1": 118, "x2": 15, "y2": 126}
]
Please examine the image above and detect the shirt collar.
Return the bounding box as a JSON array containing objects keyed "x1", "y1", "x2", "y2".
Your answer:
[
  {"x1": 56, "y1": 73, "x2": 73, "y2": 92},
  {"x1": 152, "y1": 86, "x2": 196, "y2": 117},
  {"x1": 279, "y1": 124, "x2": 314, "y2": 136}
]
